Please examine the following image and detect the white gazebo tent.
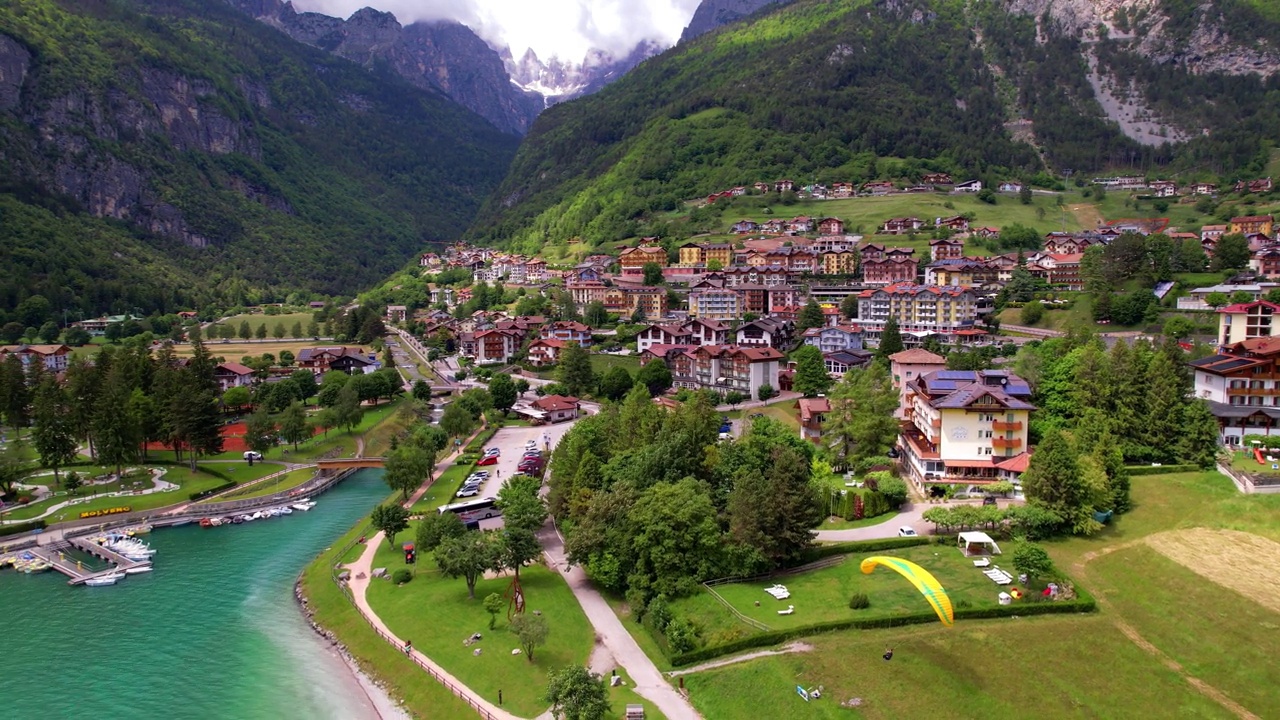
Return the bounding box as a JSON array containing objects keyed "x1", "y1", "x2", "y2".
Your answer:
[{"x1": 957, "y1": 531, "x2": 1002, "y2": 557}]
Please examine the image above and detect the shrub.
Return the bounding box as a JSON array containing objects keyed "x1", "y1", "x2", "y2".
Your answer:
[
  {"x1": 665, "y1": 618, "x2": 700, "y2": 654},
  {"x1": 798, "y1": 536, "x2": 931, "y2": 563},
  {"x1": 955, "y1": 598, "x2": 972, "y2": 609},
  {"x1": 848, "y1": 592, "x2": 870, "y2": 609},
  {"x1": 0, "y1": 519, "x2": 46, "y2": 537},
  {"x1": 646, "y1": 595, "x2": 673, "y2": 634},
  {"x1": 392, "y1": 569, "x2": 412, "y2": 584}
]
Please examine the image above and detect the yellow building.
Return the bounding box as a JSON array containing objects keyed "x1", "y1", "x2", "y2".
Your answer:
[
  {"x1": 1229, "y1": 214, "x2": 1274, "y2": 236},
  {"x1": 1217, "y1": 299, "x2": 1280, "y2": 346},
  {"x1": 703, "y1": 243, "x2": 733, "y2": 268},
  {"x1": 677, "y1": 243, "x2": 705, "y2": 266},
  {"x1": 821, "y1": 250, "x2": 858, "y2": 275},
  {"x1": 898, "y1": 370, "x2": 1035, "y2": 492}
]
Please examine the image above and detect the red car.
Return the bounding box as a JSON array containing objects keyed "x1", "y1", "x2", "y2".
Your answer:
[{"x1": 476, "y1": 455, "x2": 499, "y2": 466}]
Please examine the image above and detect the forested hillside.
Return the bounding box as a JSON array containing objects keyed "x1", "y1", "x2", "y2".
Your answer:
[
  {"x1": 0, "y1": 0, "x2": 518, "y2": 316},
  {"x1": 466, "y1": 0, "x2": 1280, "y2": 255}
]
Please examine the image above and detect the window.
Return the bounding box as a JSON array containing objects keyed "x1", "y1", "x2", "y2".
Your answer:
[
  {"x1": 979, "y1": 430, "x2": 993, "y2": 439},
  {"x1": 979, "y1": 447, "x2": 993, "y2": 455},
  {"x1": 980, "y1": 413, "x2": 995, "y2": 422}
]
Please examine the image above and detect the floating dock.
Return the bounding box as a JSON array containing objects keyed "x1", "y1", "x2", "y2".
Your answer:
[{"x1": 25, "y1": 539, "x2": 152, "y2": 585}]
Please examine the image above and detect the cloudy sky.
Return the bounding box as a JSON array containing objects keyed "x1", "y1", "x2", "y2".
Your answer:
[{"x1": 293, "y1": 0, "x2": 702, "y2": 61}]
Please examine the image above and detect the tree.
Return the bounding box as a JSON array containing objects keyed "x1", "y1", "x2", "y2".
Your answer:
[
  {"x1": 0, "y1": 444, "x2": 22, "y2": 496},
  {"x1": 636, "y1": 359, "x2": 672, "y2": 397},
  {"x1": 726, "y1": 445, "x2": 823, "y2": 569},
  {"x1": 584, "y1": 301, "x2": 609, "y2": 328},
  {"x1": 489, "y1": 373, "x2": 518, "y2": 414},
  {"x1": 255, "y1": 323, "x2": 268, "y2": 339},
  {"x1": 435, "y1": 531, "x2": 500, "y2": 599},
  {"x1": 1211, "y1": 233, "x2": 1250, "y2": 271},
  {"x1": 439, "y1": 400, "x2": 476, "y2": 439},
  {"x1": 416, "y1": 510, "x2": 466, "y2": 552},
  {"x1": 37, "y1": 321, "x2": 60, "y2": 343},
  {"x1": 332, "y1": 380, "x2": 364, "y2": 433},
  {"x1": 642, "y1": 262, "x2": 664, "y2": 286},
  {"x1": 1020, "y1": 301, "x2": 1045, "y2": 325},
  {"x1": 557, "y1": 342, "x2": 595, "y2": 397},
  {"x1": 545, "y1": 665, "x2": 612, "y2": 720},
  {"x1": 1012, "y1": 542, "x2": 1054, "y2": 584},
  {"x1": 791, "y1": 345, "x2": 830, "y2": 397},
  {"x1": 757, "y1": 383, "x2": 776, "y2": 401},
  {"x1": 239, "y1": 320, "x2": 251, "y2": 340},
  {"x1": 723, "y1": 391, "x2": 746, "y2": 408},
  {"x1": 1021, "y1": 431, "x2": 1096, "y2": 535},
  {"x1": 483, "y1": 593, "x2": 505, "y2": 630},
  {"x1": 628, "y1": 478, "x2": 724, "y2": 597},
  {"x1": 876, "y1": 317, "x2": 904, "y2": 360},
  {"x1": 64, "y1": 471, "x2": 82, "y2": 495},
  {"x1": 824, "y1": 361, "x2": 900, "y2": 461},
  {"x1": 498, "y1": 527, "x2": 543, "y2": 580},
  {"x1": 244, "y1": 408, "x2": 278, "y2": 456},
  {"x1": 1143, "y1": 351, "x2": 1184, "y2": 455},
  {"x1": 1, "y1": 353, "x2": 31, "y2": 433},
  {"x1": 1204, "y1": 291, "x2": 1230, "y2": 310},
  {"x1": 222, "y1": 386, "x2": 251, "y2": 411},
  {"x1": 1018, "y1": 184, "x2": 1033, "y2": 205},
  {"x1": 839, "y1": 294, "x2": 858, "y2": 320},
  {"x1": 279, "y1": 401, "x2": 310, "y2": 450},
  {"x1": 384, "y1": 445, "x2": 432, "y2": 501},
  {"x1": 291, "y1": 369, "x2": 319, "y2": 401},
  {"x1": 31, "y1": 378, "x2": 77, "y2": 487},
  {"x1": 797, "y1": 299, "x2": 824, "y2": 331},
  {"x1": 272, "y1": 321, "x2": 286, "y2": 339},
  {"x1": 93, "y1": 367, "x2": 140, "y2": 473},
  {"x1": 597, "y1": 366, "x2": 633, "y2": 401},
  {"x1": 1179, "y1": 400, "x2": 1221, "y2": 469},
  {"x1": 1162, "y1": 316, "x2": 1195, "y2": 339},
  {"x1": 509, "y1": 612, "x2": 549, "y2": 663},
  {"x1": 513, "y1": 377, "x2": 530, "y2": 396},
  {"x1": 307, "y1": 320, "x2": 320, "y2": 338},
  {"x1": 371, "y1": 503, "x2": 411, "y2": 549}
]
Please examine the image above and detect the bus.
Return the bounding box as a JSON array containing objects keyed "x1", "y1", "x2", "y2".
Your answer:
[{"x1": 437, "y1": 497, "x2": 501, "y2": 525}]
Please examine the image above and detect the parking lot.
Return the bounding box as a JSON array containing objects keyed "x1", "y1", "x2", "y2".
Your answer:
[{"x1": 471, "y1": 422, "x2": 577, "y2": 500}]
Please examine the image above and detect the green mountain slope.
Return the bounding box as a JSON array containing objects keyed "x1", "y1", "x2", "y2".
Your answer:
[
  {"x1": 466, "y1": 0, "x2": 1280, "y2": 255},
  {"x1": 0, "y1": 0, "x2": 518, "y2": 314}
]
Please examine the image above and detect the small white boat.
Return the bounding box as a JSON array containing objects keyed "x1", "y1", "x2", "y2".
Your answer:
[
  {"x1": 124, "y1": 566, "x2": 153, "y2": 575},
  {"x1": 278, "y1": 506, "x2": 293, "y2": 515},
  {"x1": 292, "y1": 501, "x2": 316, "y2": 511},
  {"x1": 84, "y1": 572, "x2": 124, "y2": 587}
]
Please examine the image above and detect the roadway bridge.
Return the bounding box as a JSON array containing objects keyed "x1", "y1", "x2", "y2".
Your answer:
[{"x1": 315, "y1": 457, "x2": 386, "y2": 470}]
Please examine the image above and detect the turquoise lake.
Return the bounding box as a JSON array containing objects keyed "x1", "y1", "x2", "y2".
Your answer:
[{"x1": 0, "y1": 469, "x2": 392, "y2": 719}]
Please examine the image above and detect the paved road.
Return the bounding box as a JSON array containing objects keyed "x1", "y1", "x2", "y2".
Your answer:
[
  {"x1": 813, "y1": 498, "x2": 1016, "y2": 542},
  {"x1": 540, "y1": 525, "x2": 701, "y2": 720},
  {"x1": 999, "y1": 323, "x2": 1065, "y2": 338}
]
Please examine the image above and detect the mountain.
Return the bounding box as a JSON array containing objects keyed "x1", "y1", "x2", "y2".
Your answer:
[
  {"x1": 225, "y1": 0, "x2": 543, "y2": 135},
  {"x1": 467, "y1": 0, "x2": 1280, "y2": 255},
  {"x1": 0, "y1": 0, "x2": 518, "y2": 316},
  {"x1": 503, "y1": 42, "x2": 664, "y2": 105},
  {"x1": 680, "y1": 0, "x2": 790, "y2": 42}
]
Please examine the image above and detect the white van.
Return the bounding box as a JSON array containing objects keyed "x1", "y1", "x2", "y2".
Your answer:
[{"x1": 244, "y1": 451, "x2": 263, "y2": 461}]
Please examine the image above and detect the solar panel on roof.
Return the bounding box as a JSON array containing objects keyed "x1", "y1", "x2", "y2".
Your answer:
[{"x1": 938, "y1": 371, "x2": 975, "y2": 380}]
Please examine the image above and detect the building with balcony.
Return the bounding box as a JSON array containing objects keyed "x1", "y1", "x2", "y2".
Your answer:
[
  {"x1": 889, "y1": 348, "x2": 947, "y2": 418},
  {"x1": 1230, "y1": 215, "x2": 1274, "y2": 236},
  {"x1": 689, "y1": 288, "x2": 743, "y2": 322},
  {"x1": 796, "y1": 397, "x2": 829, "y2": 444},
  {"x1": 619, "y1": 245, "x2": 667, "y2": 275},
  {"x1": 1217, "y1": 300, "x2": 1280, "y2": 346},
  {"x1": 0, "y1": 344, "x2": 72, "y2": 374},
  {"x1": 857, "y1": 284, "x2": 989, "y2": 346},
  {"x1": 803, "y1": 325, "x2": 865, "y2": 354},
  {"x1": 541, "y1": 321, "x2": 594, "y2": 346},
  {"x1": 1190, "y1": 336, "x2": 1280, "y2": 444},
  {"x1": 736, "y1": 317, "x2": 794, "y2": 350},
  {"x1": 898, "y1": 370, "x2": 1035, "y2": 494},
  {"x1": 662, "y1": 345, "x2": 785, "y2": 398}
]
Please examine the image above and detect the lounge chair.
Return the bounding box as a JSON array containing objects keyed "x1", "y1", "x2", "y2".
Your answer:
[
  {"x1": 973, "y1": 558, "x2": 991, "y2": 567},
  {"x1": 778, "y1": 605, "x2": 795, "y2": 615}
]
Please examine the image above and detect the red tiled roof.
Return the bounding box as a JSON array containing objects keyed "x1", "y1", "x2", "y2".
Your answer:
[
  {"x1": 996, "y1": 453, "x2": 1032, "y2": 473},
  {"x1": 1218, "y1": 300, "x2": 1280, "y2": 314},
  {"x1": 890, "y1": 349, "x2": 945, "y2": 364},
  {"x1": 532, "y1": 395, "x2": 580, "y2": 412}
]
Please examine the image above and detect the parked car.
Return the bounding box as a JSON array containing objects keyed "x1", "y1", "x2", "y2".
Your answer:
[
  {"x1": 469, "y1": 471, "x2": 490, "y2": 478},
  {"x1": 897, "y1": 526, "x2": 918, "y2": 537},
  {"x1": 243, "y1": 451, "x2": 263, "y2": 461},
  {"x1": 484, "y1": 448, "x2": 501, "y2": 457},
  {"x1": 456, "y1": 486, "x2": 480, "y2": 498},
  {"x1": 982, "y1": 496, "x2": 998, "y2": 506},
  {"x1": 476, "y1": 455, "x2": 498, "y2": 466}
]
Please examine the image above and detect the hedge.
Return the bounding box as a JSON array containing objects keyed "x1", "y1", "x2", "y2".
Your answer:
[
  {"x1": 669, "y1": 593, "x2": 1097, "y2": 667},
  {"x1": 1126, "y1": 464, "x2": 1199, "y2": 476},
  {"x1": 189, "y1": 481, "x2": 237, "y2": 501},
  {"x1": 800, "y1": 536, "x2": 931, "y2": 563},
  {"x1": 0, "y1": 519, "x2": 46, "y2": 538},
  {"x1": 464, "y1": 425, "x2": 502, "y2": 454}
]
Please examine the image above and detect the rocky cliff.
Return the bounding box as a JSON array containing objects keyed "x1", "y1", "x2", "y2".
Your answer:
[
  {"x1": 680, "y1": 0, "x2": 791, "y2": 42},
  {"x1": 503, "y1": 41, "x2": 663, "y2": 104}
]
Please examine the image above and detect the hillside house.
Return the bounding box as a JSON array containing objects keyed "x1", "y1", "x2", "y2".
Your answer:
[
  {"x1": 636, "y1": 324, "x2": 693, "y2": 353},
  {"x1": 882, "y1": 217, "x2": 924, "y2": 235},
  {"x1": 997, "y1": 181, "x2": 1023, "y2": 193},
  {"x1": 214, "y1": 362, "x2": 256, "y2": 392},
  {"x1": 619, "y1": 245, "x2": 668, "y2": 275},
  {"x1": 731, "y1": 219, "x2": 760, "y2": 234},
  {"x1": 862, "y1": 257, "x2": 918, "y2": 285},
  {"x1": 663, "y1": 345, "x2": 785, "y2": 398},
  {"x1": 298, "y1": 347, "x2": 373, "y2": 374},
  {"x1": 1150, "y1": 181, "x2": 1177, "y2": 197},
  {"x1": 0, "y1": 344, "x2": 72, "y2": 373},
  {"x1": 832, "y1": 182, "x2": 855, "y2": 198},
  {"x1": 1230, "y1": 215, "x2": 1275, "y2": 237},
  {"x1": 796, "y1": 397, "x2": 830, "y2": 444},
  {"x1": 922, "y1": 173, "x2": 953, "y2": 185},
  {"x1": 736, "y1": 317, "x2": 794, "y2": 349},
  {"x1": 541, "y1": 321, "x2": 593, "y2": 346},
  {"x1": 817, "y1": 217, "x2": 845, "y2": 235},
  {"x1": 929, "y1": 238, "x2": 965, "y2": 261},
  {"x1": 862, "y1": 181, "x2": 895, "y2": 195},
  {"x1": 525, "y1": 338, "x2": 566, "y2": 367},
  {"x1": 528, "y1": 395, "x2": 581, "y2": 423},
  {"x1": 803, "y1": 324, "x2": 864, "y2": 353},
  {"x1": 774, "y1": 180, "x2": 794, "y2": 193},
  {"x1": 953, "y1": 180, "x2": 982, "y2": 193}
]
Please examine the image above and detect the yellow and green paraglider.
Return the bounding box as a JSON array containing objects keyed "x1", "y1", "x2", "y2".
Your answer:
[{"x1": 860, "y1": 556, "x2": 954, "y2": 627}]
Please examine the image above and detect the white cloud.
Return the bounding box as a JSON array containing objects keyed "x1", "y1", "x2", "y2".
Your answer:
[{"x1": 291, "y1": 0, "x2": 702, "y2": 60}]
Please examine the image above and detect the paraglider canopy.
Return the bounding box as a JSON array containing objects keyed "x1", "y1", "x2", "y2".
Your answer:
[{"x1": 860, "y1": 556, "x2": 955, "y2": 627}]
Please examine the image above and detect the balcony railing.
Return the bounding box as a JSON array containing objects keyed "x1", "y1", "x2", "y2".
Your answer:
[
  {"x1": 992, "y1": 437, "x2": 1023, "y2": 450},
  {"x1": 992, "y1": 420, "x2": 1022, "y2": 431}
]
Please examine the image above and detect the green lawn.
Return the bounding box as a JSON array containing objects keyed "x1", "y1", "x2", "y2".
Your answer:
[
  {"x1": 300, "y1": 520, "x2": 477, "y2": 720},
  {"x1": 670, "y1": 545, "x2": 1018, "y2": 647},
  {"x1": 590, "y1": 354, "x2": 642, "y2": 375},
  {"x1": 211, "y1": 467, "x2": 315, "y2": 502},
  {"x1": 675, "y1": 472, "x2": 1280, "y2": 719},
  {"x1": 409, "y1": 464, "x2": 474, "y2": 514},
  {"x1": 1228, "y1": 449, "x2": 1280, "y2": 475},
  {"x1": 216, "y1": 312, "x2": 316, "y2": 338},
  {"x1": 5, "y1": 464, "x2": 234, "y2": 523},
  {"x1": 368, "y1": 549, "x2": 596, "y2": 718}
]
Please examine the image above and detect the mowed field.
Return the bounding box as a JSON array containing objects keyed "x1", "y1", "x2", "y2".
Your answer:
[
  {"x1": 172, "y1": 340, "x2": 320, "y2": 359},
  {"x1": 215, "y1": 312, "x2": 317, "y2": 336},
  {"x1": 678, "y1": 471, "x2": 1280, "y2": 719}
]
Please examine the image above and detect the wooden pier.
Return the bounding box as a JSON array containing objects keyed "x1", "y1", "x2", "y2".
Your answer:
[{"x1": 26, "y1": 538, "x2": 152, "y2": 585}]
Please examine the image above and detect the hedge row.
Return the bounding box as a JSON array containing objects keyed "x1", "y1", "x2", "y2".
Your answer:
[
  {"x1": 670, "y1": 594, "x2": 1097, "y2": 667},
  {"x1": 0, "y1": 519, "x2": 46, "y2": 538},
  {"x1": 1126, "y1": 464, "x2": 1199, "y2": 476},
  {"x1": 189, "y1": 481, "x2": 237, "y2": 501},
  {"x1": 800, "y1": 536, "x2": 932, "y2": 563},
  {"x1": 464, "y1": 425, "x2": 502, "y2": 454}
]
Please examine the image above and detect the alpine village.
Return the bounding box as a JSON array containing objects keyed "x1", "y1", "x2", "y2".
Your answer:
[{"x1": 2, "y1": 0, "x2": 1280, "y2": 719}]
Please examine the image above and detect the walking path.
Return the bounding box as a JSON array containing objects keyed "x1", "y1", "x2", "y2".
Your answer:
[
  {"x1": 667, "y1": 642, "x2": 813, "y2": 677},
  {"x1": 540, "y1": 524, "x2": 701, "y2": 720},
  {"x1": 1, "y1": 468, "x2": 180, "y2": 525}
]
